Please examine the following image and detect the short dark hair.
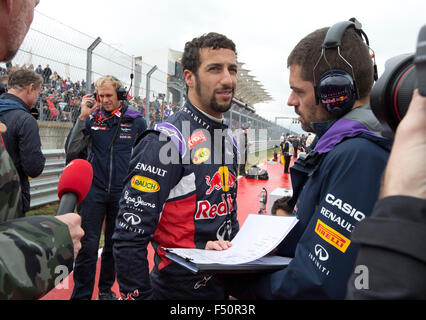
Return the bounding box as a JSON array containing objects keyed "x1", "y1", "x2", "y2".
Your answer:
[
  {"x1": 287, "y1": 27, "x2": 374, "y2": 99},
  {"x1": 181, "y1": 32, "x2": 237, "y2": 75},
  {"x1": 271, "y1": 196, "x2": 292, "y2": 216},
  {"x1": 7, "y1": 68, "x2": 43, "y2": 91}
]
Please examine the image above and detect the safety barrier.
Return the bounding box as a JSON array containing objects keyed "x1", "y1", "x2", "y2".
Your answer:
[
  {"x1": 29, "y1": 149, "x2": 66, "y2": 208},
  {"x1": 249, "y1": 139, "x2": 281, "y2": 154},
  {"x1": 29, "y1": 140, "x2": 280, "y2": 209}
]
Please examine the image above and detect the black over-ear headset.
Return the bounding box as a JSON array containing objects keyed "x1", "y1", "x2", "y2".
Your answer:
[
  {"x1": 116, "y1": 87, "x2": 128, "y2": 101},
  {"x1": 93, "y1": 75, "x2": 128, "y2": 101},
  {"x1": 313, "y1": 18, "x2": 378, "y2": 117}
]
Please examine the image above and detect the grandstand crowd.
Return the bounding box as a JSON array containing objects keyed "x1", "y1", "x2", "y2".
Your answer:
[{"x1": 0, "y1": 63, "x2": 182, "y2": 127}]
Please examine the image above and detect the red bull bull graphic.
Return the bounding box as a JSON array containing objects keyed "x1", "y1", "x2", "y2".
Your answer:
[{"x1": 205, "y1": 167, "x2": 237, "y2": 195}]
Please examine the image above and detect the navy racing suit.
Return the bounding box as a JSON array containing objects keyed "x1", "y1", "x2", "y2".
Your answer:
[
  {"x1": 225, "y1": 105, "x2": 392, "y2": 299},
  {"x1": 113, "y1": 101, "x2": 240, "y2": 300}
]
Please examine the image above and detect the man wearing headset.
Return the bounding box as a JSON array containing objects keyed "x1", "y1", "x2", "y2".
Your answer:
[
  {"x1": 66, "y1": 76, "x2": 147, "y2": 300},
  {"x1": 224, "y1": 19, "x2": 391, "y2": 299}
]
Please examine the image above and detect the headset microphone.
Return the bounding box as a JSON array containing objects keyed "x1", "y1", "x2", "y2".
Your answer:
[
  {"x1": 56, "y1": 159, "x2": 93, "y2": 215},
  {"x1": 126, "y1": 73, "x2": 134, "y2": 100}
]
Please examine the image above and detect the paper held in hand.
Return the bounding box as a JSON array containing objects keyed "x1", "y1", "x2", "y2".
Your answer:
[{"x1": 164, "y1": 214, "x2": 298, "y2": 265}]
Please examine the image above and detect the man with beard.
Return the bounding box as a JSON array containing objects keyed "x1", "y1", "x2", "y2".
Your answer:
[
  {"x1": 113, "y1": 32, "x2": 240, "y2": 300},
  {"x1": 223, "y1": 19, "x2": 391, "y2": 299}
]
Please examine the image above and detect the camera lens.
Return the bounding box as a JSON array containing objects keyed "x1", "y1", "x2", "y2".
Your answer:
[{"x1": 371, "y1": 54, "x2": 415, "y2": 134}]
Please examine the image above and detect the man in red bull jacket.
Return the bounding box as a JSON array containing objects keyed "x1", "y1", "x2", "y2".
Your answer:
[{"x1": 113, "y1": 32, "x2": 240, "y2": 300}]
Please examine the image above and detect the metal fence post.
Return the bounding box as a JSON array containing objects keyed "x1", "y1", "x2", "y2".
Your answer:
[
  {"x1": 145, "y1": 65, "x2": 158, "y2": 126},
  {"x1": 86, "y1": 37, "x2": 102, "y2": 93},
  {"x1": 134, "y1": 56, "x2": 142, "y2": 98}
]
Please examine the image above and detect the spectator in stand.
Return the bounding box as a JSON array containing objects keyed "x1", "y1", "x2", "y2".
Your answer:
[
  {"x1": 51, "y1": 71, "x2": 59, "y2": 88},
  {"x1": 46, "y1": 96, "x2": 58, "y2": 120},
  {"x1": 35, "y1": 64, "x2": 43, "y2": 76},
  {"x1": 42, "y1": 64, "x2": 52, "y2": 85}
]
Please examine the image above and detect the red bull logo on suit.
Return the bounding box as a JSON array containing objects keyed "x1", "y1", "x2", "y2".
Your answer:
[
  {"x1": 195, "y1": 194, "x2": 234, "y2": 220},
  {"x1": 205, "y1": 167, "x2": 237, "y2": 195}
]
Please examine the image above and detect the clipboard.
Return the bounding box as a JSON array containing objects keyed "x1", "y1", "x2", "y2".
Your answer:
[
  {"x1": 163, "y1": 214, "x2": 298, "y2": 274},
  {"x1": 164, "y1": 249, "x2": 292, "y2": 274}
]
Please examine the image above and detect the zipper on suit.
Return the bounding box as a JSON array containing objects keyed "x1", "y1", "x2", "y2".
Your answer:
[{"x1": 107, "y1": 143, "x2": 113, "y2": 194}]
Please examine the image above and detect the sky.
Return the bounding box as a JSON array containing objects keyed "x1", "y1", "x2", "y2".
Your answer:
[{"x1": 34, "y1": 0, "x2": 426, "y2": 132}]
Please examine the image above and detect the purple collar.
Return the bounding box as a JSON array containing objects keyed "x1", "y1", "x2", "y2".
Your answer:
[
  {"x1": 124, "y1": 108, "x2": 142, "y2": 119},
  {"x1": 314, "y1": 118, "x2": 377, "y2": 154}
]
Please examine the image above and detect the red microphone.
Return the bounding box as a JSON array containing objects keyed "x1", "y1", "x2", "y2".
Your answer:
[{"x1": 56, "y1": 159, "x2": 93, "y2": 215}]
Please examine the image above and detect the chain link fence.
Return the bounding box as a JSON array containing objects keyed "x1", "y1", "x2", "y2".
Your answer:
[{"x1": 1, "y1": 10, "x2": 295, "y2": 150}]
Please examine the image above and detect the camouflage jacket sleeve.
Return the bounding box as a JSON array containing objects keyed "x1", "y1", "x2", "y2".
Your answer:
[
  {"x1": 0, "y1": 138, "x2": 22, "y2": 223},
  {"x1": 0, "y1": 215, "x2": 74, "y2": 300}
]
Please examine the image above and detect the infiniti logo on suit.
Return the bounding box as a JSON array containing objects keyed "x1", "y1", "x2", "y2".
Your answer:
[{"x1": 123, "y1": 212, "x2": 142, "y2": 226}]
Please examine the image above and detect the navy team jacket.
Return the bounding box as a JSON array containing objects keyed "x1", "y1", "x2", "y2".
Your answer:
[
  {"x1": 112, "y1": 101, "x2": 240, "y2": 300},
  {"x1": 226, "y1": 105, "x2": 392, "y2": 299},
  {"x1": 67, "y1": 104, "x2": 147, "y2": 193}
]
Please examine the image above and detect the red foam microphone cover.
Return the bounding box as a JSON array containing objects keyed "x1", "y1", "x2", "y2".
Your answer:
[{"x1": 57, "y1": 159, "x2": 93, "y2": 203}]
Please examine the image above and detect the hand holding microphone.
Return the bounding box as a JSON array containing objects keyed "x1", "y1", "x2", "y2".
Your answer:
[
  {"x1": 57, "y1": 158, "x2": 93, "y2": 215},
  {"x1": 78, "y1": 94, "x2": 98, "y2": 121},
  {"x1": 55, "y1": 159, "x2": 93, "y2": 258}
]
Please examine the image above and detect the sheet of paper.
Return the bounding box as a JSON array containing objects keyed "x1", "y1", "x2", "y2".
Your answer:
[{"x1": 166, "y1": 214, "x2": 298, "y2": 265}]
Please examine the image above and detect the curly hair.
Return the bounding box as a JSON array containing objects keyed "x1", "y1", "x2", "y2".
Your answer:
[
  {"x1": 287, "y1": 26, "x2": 374, "y2": 100},
  {"x1": 181, "y1": 32, "x2": 237, "y2": 75}
]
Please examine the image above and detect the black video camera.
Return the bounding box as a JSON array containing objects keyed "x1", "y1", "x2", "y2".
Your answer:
[{"x1": 371, "y1": 25, "x2": 426, "y2": 138}]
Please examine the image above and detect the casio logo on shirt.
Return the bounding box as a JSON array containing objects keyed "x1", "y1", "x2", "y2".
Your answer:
[{"x1": 325, "y1": 193, "x2": 366, "y2": 222}]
